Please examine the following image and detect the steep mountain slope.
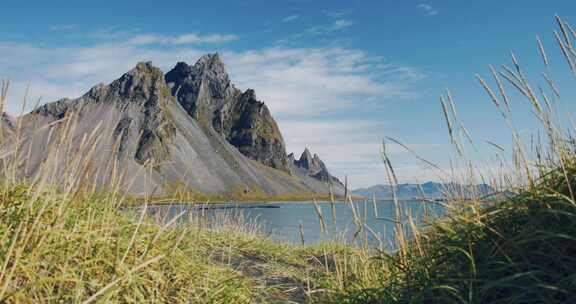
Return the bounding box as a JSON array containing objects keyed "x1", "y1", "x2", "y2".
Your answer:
[
  {"x1": 352, "y1": 182, "x2": 493, "y2": 199},
  {"x1": 165, "y1": 54, "x2": 289, "y2": 172},
  {"x1": 12, "y1": 55, "x2": 343, "y2": 198}
]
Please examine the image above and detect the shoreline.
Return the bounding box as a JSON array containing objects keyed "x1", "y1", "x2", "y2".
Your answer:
[
  {"x1": 123, "y1": 194, "x2": 434, "y2": 206},
  {"x1": 124, "y1": 193, "x2": 348, "y2": 206}
]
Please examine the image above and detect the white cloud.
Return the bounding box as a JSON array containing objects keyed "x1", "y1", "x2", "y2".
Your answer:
[
  {"x1": 306, "y1": 19, "x2": 354, "y2": 35},
  {"x1": 417, "y1": 4, "x2": 439, "y2": 16},
  {"x1": 0, "y1": 33, "x2": 426, "y2": 187},
  {"x1": 224, "y1": 47, "x2": 420, "y2": 117},
  {"x1": 128, "y1": 33, "x2": 238, "y2": 45},
  {"x1": 332, "y1": 19, "x2": 354, "y2": 31},
  {"x1": 281, "y1": 14, "x2": 300, "y2": 23}
]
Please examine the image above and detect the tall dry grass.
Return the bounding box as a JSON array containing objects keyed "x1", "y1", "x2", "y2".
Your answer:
[{"x1": 320, "y1": 15, "x2": 576, "y2": 304}]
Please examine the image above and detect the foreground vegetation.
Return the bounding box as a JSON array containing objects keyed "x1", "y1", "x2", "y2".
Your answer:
[
  {"x1": 1, "y1": 16, "x2": 576, "y2": 303},
  {"x1": 339, "y1": 166, "x2": 576, "y2": 303},
  {"x1": 0, "y1": 184, "x2": 361, "y2": 303},
  {"x1": 1, "y1": 161, "x2": 574, "y2": 303}
]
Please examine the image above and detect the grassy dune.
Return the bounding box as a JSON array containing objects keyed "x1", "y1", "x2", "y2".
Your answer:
[{"x1": 1, "y1": 16, "x2": 576, "y2": 303}]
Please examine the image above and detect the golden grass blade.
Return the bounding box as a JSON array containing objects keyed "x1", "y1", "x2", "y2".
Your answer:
[{"x1": 81, "y1": 255, "x2": 165, "y2": 304}]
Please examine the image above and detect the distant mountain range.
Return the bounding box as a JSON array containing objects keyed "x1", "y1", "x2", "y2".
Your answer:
[
  {"x1": 2, "y1": 53, "x2": 343, "y2": 198},
  {"x1": 352, "y1": 182, "x2": 495, "y2": 200}
]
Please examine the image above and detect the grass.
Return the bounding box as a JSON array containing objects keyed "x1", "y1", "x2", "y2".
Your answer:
[
  {"x1": 0, "y1": 183, "x2": 365, "y2": 303},
  {"x1": 329, "y1": 15, "x2": 576, "y2": 304},
  {"x1": 336, "y1": 166, "x2": 576, "y2": 303},
  {"x1": 126, "y1": 185, "x2": 343, "y2": 205},
  {"x1": 1, "y1": 16, "x2": 576, "y2": 304}
]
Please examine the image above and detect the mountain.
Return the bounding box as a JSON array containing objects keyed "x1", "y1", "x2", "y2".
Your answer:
[
  {"x1": 9, "y1": 54, "x2": 343, "y2": 198},
  {"x1": 352, "y1": 182, "x2": 494, "y2": 200},
  {"x1": 165, "y1": 55, "x2": 289, "y2": 172},
  {"x1": 289, "y1": 148, "x2": 342, "y2": 185}
]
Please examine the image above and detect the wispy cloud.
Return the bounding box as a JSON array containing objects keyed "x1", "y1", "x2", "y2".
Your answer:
[
  {"x1": 225, "y1": 47, "x2": 418, "y2": 117},
  {"x1": 306, "y1": 19, "x2": 354, "y2": 35},
  {"x1": 331, "y1": 19, "x2": 354, "y2": 31},
  {"x1": 128, "y1": 33, "x2": 238, "y2": 45},
  {"x1": 417, "y1": 3, "x2": 439, "y2": 16},
  {"x1": 93, "y1": 28, "x2": 140, "y2": 40},
  {"x1": 281, "y1": 14, "x2": 300, "y2": 23}
]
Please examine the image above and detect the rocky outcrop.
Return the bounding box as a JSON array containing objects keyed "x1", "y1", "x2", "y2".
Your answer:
[
  {"x1": 292, "y1": 148, "x2": 343, "y2": 186},
  {"x1": 32, "y1": 98, "x2": 73, "y2": 119},
  {"x1": 166, "y1": 54, "x2": 290, "y2": 172},
  {"x1": 30, "y1": 62, "x2": 176, "y2": 166},
  {"x1": 220, "y1": 89, "x2": 289, "y2": 171},
  {"x1": 113, "y1": 62, "x2": 176, "y2": 165},
  {"x1": 165, "y1": 54, "x2": 237, "y2": 123}
]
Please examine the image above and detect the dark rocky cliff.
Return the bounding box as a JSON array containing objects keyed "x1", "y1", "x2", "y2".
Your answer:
[{"x1": 166, "y1": 53, "x2": 290, "y2": 172}]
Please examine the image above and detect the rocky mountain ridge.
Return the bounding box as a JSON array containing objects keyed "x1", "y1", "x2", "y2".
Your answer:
[
  {"x1": 289, "y1": 148, "x2": 342, "y2": 185},
  {"x1": 9, "y1": 54, "x2": 343, "y2": 198},
  {"x1": 165, "y1": 54, "x2": 290, "y2": 172}
]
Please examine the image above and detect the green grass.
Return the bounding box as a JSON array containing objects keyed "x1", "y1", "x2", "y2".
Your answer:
[
  {"x1": 335, "y1": 164, "x2": 576, "y2": 303},
  {"x1": 0, "y1": 183, "x2": 362, "y2": 303}
]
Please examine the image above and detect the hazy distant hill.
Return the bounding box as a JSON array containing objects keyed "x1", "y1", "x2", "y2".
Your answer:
[
  {"x1": 352, "y1": 182, "x2": 494, "y2": 199},
  {"x1": 6, "y1": 54, "x2": 343, "y2": 198}
]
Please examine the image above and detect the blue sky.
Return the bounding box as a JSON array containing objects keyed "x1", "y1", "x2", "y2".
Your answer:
[{"x1": 2, "y1": 0, "x2": 576, "y2": 187}]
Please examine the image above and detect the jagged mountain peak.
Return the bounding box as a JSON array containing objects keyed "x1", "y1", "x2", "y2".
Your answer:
[
  {"x1": 118, "y1": 61, "x2": 166, "y2": 87},
  {"x1": 132, "y1": 61, "x2": 160, "y2": 74},
  {"x1": 165, "y1": 54, "x2": 290, "y2": 172},
  {"x1": 168, "y1": 54, "x2": 228, "y2": 84},
  {"x1": 191, "y1": 53, "x2": 233, "y2": 100},
  {"x1": 292, "y1": 148, "x2": 342, "y2": 186},
  {"x1": 165, "y1": 55, "x2": 235, "y2": 118},
  {"x1": 194, "y1": 53, "x2": 226, "y2": 72},
  {"x1": 113, "y1": 61, "x2": 169, "y2": 100},
  {"x1": 242, "y1": 88, "x2": 257, "y2": 100},
  {"x1": 296, "y1": 148, "x2": 322, "y2": 171},
  {"x1": 33, "y1": 62, "x2": 172, "y2": 120},
  {"x1": 167, "y1": 62, "x2": 193, "y2": 83}
]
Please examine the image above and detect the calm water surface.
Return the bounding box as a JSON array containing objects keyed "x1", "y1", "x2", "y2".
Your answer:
[{"x1": 145, "y1": 200, "x2": 444, "y2": 249}]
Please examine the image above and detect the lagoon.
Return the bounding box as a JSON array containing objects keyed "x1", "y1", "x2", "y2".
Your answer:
[{"x1": 145, "y1": 200, "x2": 445, "y2": 249}]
